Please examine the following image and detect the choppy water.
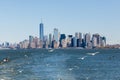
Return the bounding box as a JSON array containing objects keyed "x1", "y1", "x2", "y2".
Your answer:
[{"x1": 0, "y1": 49, "x2": 120, "y2": 80}]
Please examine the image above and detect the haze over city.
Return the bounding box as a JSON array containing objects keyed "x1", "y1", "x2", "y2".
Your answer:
[{"x1": 0, "y1": 0, "x2": 120, "y2": 44}]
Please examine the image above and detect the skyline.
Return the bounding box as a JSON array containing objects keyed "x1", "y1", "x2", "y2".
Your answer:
[{"x1": 0, "y1": 0, "x2": 120, "y2": 44}]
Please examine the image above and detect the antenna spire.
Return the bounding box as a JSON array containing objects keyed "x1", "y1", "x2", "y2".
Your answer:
[{"x1": 41, "y1": 18, "x2": 43, "y2": 23}]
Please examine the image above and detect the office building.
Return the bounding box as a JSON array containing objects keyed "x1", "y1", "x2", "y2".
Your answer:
[
  {"x1": 60, "y1": 34, "x2": 66, "y2": 47},
  {"x1": 75, "y1": 32, "x2": 79, "y2": 39},
  {"x1": 53, "y1": 28, "x2": 59, "y2": 42},
  {"x1": 85, "y1": 33, "x2": 91, "y2": 48},
  {"x1": 29, "y1": 35, "x2": 34, "y2": 43},
  {"x1": 77, "y1": 33, "x2": 82, "y2": 47},
  {"x1": 39, "y1": 22, "x2": 44, "y2": 41},
  {"x1": 72, "y1": 37, "x2": 77, "y2": 47},
  {"x1": 92, "y1": 36, "x2": 97, "y2": 47},
  {"x1": 49, "y1": 34, "x2": 52, "y2": 48},
  {"x1": 101, "y1": 37, "x2": 106, "y2": 47},
  {"x1": 67, "y1": 35, "x2": 73, "y2": 47},
  {"x1": 53, "y1": 28, "x2": 59, "y2": 48},
  {"x1": 92, "y1": 34, "x2": 101, "y2": 47}
]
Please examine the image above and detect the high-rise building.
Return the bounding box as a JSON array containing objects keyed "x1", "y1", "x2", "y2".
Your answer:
[
  {"x1": 67, "y1": 35, "x2": 73, "y2": 47},
  {"x1": 60, "y1": 34, "x2": 66, "y2": 47},
  {"x1": 85, "y1": 33, "x2": 91, "y2": 48},
  {"x1": 79, "y1": 33, "x2": 82, "y2": 39},
  {"x1": 29, "y1": 35, "x2": 34, "y2": 43},
  {"x1": 72, "y1": 37, "x2": 77, "y2": 47},
  {"x1": 33, "y1": 37, "x2": 39, "y2": 48},
  {"x1": 53, "y1": 28, "x2": 60, "y2": 48},
  {"x1": 28, "y1": 36, "x2": 40, "y2": 48},
  {"x1": 43, "y1": 35, "x2": 48, "y2": 48},
  {"x1": 49, "y1": 34, "x2": 52, "y2": 48},
  {"x1": 53, "y1": 28, "x2": 59, "y2": 42},
  {"x1": 75, "y1": 32, "x2": 79, "y2": 39},
  {"x1": 39, "y1": 22, "x2": 44, "y2": 41},
  {"x1": 28, "y1": 35, "x2": 34, "y2": 48},
  {"x1": 77, "y1": 33, "x2": 82, "y2": 47},
  {"x1": 92, "y1": 34, "x2": 101, "y2": 47},
  {"x1": 101, "y1": 37, "x2": 106, "y2": 47},
  {"x1": 92, "y1": 36, "x2": 97, "y2": 47}
]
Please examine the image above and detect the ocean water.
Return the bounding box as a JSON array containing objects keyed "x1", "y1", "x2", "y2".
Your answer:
[{"x1": 0, "y1": 49, "x2": 120, "y2": 80}]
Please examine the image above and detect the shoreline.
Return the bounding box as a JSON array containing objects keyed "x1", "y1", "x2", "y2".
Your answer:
[{"x1": 0, "y1": 47, "x2": 119, "y2": 51}]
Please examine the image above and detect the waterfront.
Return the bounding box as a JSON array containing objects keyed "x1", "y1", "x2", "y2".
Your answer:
[{"x1": 0, "y1": 49, "x2": 120, "y2": 80}]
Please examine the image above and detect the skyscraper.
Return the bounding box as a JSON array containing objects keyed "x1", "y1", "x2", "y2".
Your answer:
[
  {"x1": 39, "y1": 22, "x2": 44, "y2": 41},
  {"x1": 67, "y1": 35, "x2": 73, "y2": 47},
  {"x1": 29, "y1": 35, "x2": 34, "y2": 43},
  {"x1": 75, "y1": 32, "x2": 82, "y2": 47},
  {"x1": 101, "y1": 37, "x2": 106, "y2": 47},
  {"x1": 92, "y1": 34, "x2": 101, "y2": 47},
  {"x1": 60, "y1": 34, "x2": 66, "y2": 47},
  {"x1": 92, "y1": 36, "x2": 97, "y2": 47},
  {"x1": 49, "y1": 34, "x2": 52, "y2": 48},
  {"x1": 75, "y1": 32, "x2": 79, "y2": 39},
  {"x1": 72, "y1": 37, "x2": 77, "y2": 47},
  {"x1": 85, "y1": 33, "x2": 91, "y2": 47},
  {"x1": 53, "y1": 28, "x2": 59, "y2": 42},
  {"x1": 53, "y1": 28, "x2": 59, "y2": 48}
]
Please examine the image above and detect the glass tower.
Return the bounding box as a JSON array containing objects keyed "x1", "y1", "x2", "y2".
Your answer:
[
  {"x1": 40, "y1": 22, "x2": 44, "y2": 41},
  {"x1": 54, "y1": 28, "x2": 59, "y2": 42}
]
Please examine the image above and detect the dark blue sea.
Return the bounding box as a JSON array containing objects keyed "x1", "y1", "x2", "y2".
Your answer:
[{"x1": 0, "y1": 49, "x2": 120, "y2": 80}]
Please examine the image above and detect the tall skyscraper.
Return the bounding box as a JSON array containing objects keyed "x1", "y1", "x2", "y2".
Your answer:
[
  {"x1": 53, "y1": 28, "x2": 59, "y2": 42},
  {"x1": 49, "y1": 34, "x2": 52, "y2": 48},
  {"x1": 60, "y1": 34, "x2": 66, "y2": 47},
  {"x1": 39, "y1": 22, "x2": 44, "y2": 41},
  {"x1": 92, "y1": 36, "x2": 97, "y2": 47},
  {"x1": 93, "y1": 34, "x2": 101, "y2": 47},
  {"x1": 101, "y1": 37, "x2": 106, "y2": 47},
  {"x1": 75, "y1": 32, "x2": 82, "y2": 47},
  {"x1": 85, "y1": 33, "x2": 91, "y2": 47},
  {"x1": 75, "y1": 32, "x2": 79, "y2": 39},
  {"x1": 67, "y1": 35, "x2": 73, "y2": 47},
  {"x1": 72, "y1": 37, "x2": 77, "y2": 47},
  {"x1": 53, "y1": 28, "x2": 59, "y2": 48},
  {"x1": 29, "y1": 35, "x2": 34, "y2": 43},
  {"x1": 92, "y1": 34, "x2": 101, "y2": 47}
]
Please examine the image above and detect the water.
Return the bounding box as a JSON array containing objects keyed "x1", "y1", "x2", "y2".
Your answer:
[{"x1": 0, "y1": 49, "x2": 120, "y2": 80}]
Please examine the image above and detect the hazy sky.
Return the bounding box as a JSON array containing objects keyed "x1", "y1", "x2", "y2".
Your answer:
[{"x1": 0, "y1": 0, "x2": 120, "y2": 44}]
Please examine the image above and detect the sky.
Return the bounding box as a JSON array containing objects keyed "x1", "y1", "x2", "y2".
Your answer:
[{"x1": 0, "y1": 0, "x2": 120, "y2": 44}]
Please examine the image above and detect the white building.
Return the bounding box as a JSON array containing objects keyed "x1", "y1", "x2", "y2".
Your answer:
[
  {"x1": 53, "y1": 28, "x2": 60, "y2": 48},
  {"x1": 92, "y1": 36, "x2": 97, "y2": 47}
]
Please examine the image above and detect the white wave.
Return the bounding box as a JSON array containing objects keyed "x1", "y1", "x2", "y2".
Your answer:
[
  {"x1": 24, "y1": 55, "x2": 28, "y2": 58},
  {"x1": 87, "y1": 52, "x2": 99, "y2": 56},
  {"x1": 86, "y1": 77, "x2": 89, "y2": 80},
  {"x1": 18, "y1": 69, "x2": 23, "y2": 73},
  {"x1": 78, "y1": 56, "x2": 87, "y2": 60},
  {"x1": 68, "y1": 68, "x2": 74, "y2": 71}
]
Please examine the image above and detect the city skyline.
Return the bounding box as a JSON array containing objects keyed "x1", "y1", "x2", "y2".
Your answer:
[
  {"x1": 17, "y1": 26, "x2": 106, "y2": 49},
  {"x1": 0, "y1": 0, "x2": 120, "y2": 44}
]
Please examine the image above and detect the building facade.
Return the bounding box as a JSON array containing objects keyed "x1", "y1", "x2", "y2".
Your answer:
[{"x1": 40, "y1": 22, "x2": 44, "y2": 41}]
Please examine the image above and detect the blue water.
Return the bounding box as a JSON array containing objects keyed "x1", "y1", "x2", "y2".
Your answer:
[{"x1": 0, "y1": 49, "x2": 120, "y2": 80}]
